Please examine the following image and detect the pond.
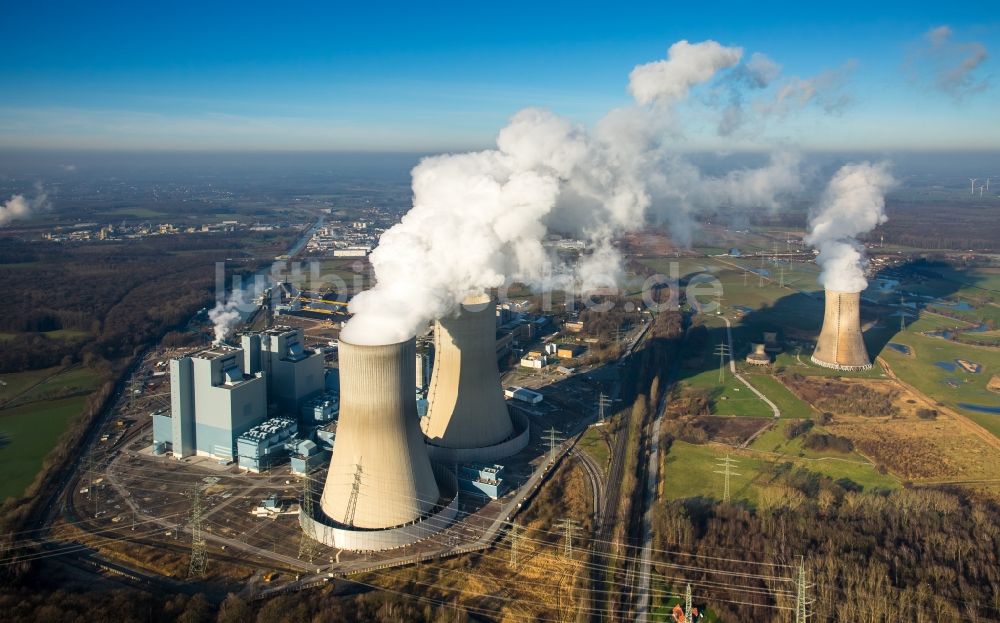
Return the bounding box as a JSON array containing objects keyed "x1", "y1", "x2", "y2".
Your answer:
[{"x1": 958, "y1": 403, "x2": 1000, "y2": 415}]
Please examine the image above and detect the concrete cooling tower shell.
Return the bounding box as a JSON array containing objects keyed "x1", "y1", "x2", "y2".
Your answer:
[
  {"x1": 422, "y1": 294, "x2": 529, "y2": 462},
  {"x1": 811, "y1": 289, "x2": 872, "y2": 371},
  {"x1": 313, "y1": 338, "x2": 456, "y2": 550}
]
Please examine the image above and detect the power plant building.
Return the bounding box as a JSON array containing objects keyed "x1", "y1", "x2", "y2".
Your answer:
[
  {"x1": 241, "y1": 327, "x2": 325, "y2": 419},
  {"x1": 158, "y1": 345, "x2": 267, "y2": 460},
  {"x1": 421, "y1": 294, "x2": 530, "y2": 463},
  {"x1": 812, "y1": 289, "x2": 872, "y2": 371}
]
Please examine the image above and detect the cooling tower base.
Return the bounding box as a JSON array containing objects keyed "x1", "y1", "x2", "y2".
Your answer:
[
  {"x1": 810, "y1": 355, "x2": 872, "y2": 372},
  {"x1": 424, "y1": 410, "x2": 530, "y2": 464},
  {"x1": 302, "y1": 463, "x2": 458, "y2": 552}
]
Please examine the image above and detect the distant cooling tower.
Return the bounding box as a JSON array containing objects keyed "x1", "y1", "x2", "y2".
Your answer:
[
  {"x1": 305, "y1": 338, "x2": 457, "y2": 551},
  {"x1": 422, "y1": 294, "x2": 529, "y2": 463},
  {"x1": 811, "y1": 289, "x2": 872, "y2": 371}
]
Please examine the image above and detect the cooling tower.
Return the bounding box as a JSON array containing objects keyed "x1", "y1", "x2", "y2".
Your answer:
[
  {"x1": 314, "y1": 338, "x2": 456, "y2": 549},
  {"x1": 422, "y1": 294, "x2": 529, "y2": 462},
  {"x1": 811, "y1": 289, "x2": 872, "y2": 371}
]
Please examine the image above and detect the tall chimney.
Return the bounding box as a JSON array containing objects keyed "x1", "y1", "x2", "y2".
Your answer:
[
  {"x1": 422, "y1": 294, "x2": 525, "y2": 461},
  {"x1": 320, "y1": 338, "x2": 441, "y2": 529},
  {"x1": 811, "y1": 289, "x2": 871, "y2": 371}
]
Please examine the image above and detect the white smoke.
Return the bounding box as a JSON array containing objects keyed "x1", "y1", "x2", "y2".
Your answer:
[
  {"x1": 0, "y1": 186, "x2": 50, "y2": 227},
  {"x1": 629, "y1": 40, "x2": 743, "y2": 106},
  {"x1": 806, "y1": 162, "x2": 896, "y2": 293},
  {"x1": 208, "y1": 291, "x2": 245, "y2": 344},
  {"x1": 909, "y1": 25, "x2": 990, "y2": 100},
  {"x1": 341, "y1": 40, "x2": 805, "y2": 346}
]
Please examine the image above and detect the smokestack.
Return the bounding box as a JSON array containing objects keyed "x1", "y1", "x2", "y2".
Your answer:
[
  {"x1": 319, "y1": 338, "x2": 444, "y2": 530},
  {"x1": 422, "y1": 294, "x2": 528, "y2": 462},
  {"x1": 811, "y1": 289, "x2": 871, "y2": 371}
]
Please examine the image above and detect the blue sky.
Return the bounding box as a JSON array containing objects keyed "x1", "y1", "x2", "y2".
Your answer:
[{"x1": 0, "y1": 1, "x2": 996, "y2": 151}]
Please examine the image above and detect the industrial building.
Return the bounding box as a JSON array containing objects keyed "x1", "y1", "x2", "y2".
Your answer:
[
  {"x1": 154, "y1": 345, "x2": 267, "y2": 460},
  {"x1": 304, "y1": 338, "x2": 458, "y2": 551},
  {"x1": 421, "y1": 294, "x2": 530, "y2": 463},
  {"x1": 505, "y1": 386, "x2": 543, "y2": 405},
  {"x1": 812, "y1": 289, "x2": 872, "y2": 371},
  {"x1": 457, "y1": 463, "x2": 506, "y2": 499},
  {"x1": 300, "y1": 393, "x2": 339, "y2": 425},
  {"x1": 236, "y1": 417, "x2": 298, "y2": 472},
  {"x1": 241, "y1": 327, "x2": 325, "y2": 418}
]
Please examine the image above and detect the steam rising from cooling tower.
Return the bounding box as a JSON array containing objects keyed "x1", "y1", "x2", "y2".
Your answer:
[
  {"x1": 421, "y1": 294, "x2": 529, "y2": 462},
  {"x1": 807, "y1": 162, "x2": 895, "y2": 371},
  {"x1": 341, "y1": 39, "x2": 808, "y2": 346},
  {"x1": 806, "y1": 162, "x2": 896, "y2": 293}
]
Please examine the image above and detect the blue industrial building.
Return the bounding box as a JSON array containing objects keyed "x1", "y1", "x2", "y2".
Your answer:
[{"x1": 457, "y1": 463, "x2": 506, "y2": 499}]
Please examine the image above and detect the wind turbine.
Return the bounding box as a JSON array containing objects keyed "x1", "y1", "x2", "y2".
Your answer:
[
  {"x1": 980, "y1": 185, "x2": 985, "y2": 198},
  {"x1": 969, "y1": 178, "x2": 977, "y2": 195},
  {"x1": 987, "y1": 176, "x2": 992, "y2": 192}
]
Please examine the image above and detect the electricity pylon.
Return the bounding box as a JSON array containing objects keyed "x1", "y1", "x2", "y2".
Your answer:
[
  {"x1": 598, "y1": 393, "x2": 612, "y2": 423},
  {"x1": 188, "y1": 485, "x2": 208, "y2": 578},
  {"x1": 714, "y1": 454, "x2": 741, "y2": 503},
  {"x1": 796, "y1": 557, "x2": 809, "y2": 623},
  {"x1": 343, "y1": 463, "x2": 363, "y2": 527},
  {"x1": 554, "y1": 518, "x2": 580, "y2": 557},
  {"x1": 544, "y1": 427, "x2": 564, "y2": 465},
  {"x1": 509, "y1": 522, "x2": 523, "y2": 569},
  {"x1": 298, "y1": 476, "x2": 321, "y2": 562},
  {"x1": 685, "y1": 583, "x2": 693, "y2": 619},
  {"x1": 714, "y1": 343, "x2": 730, "y2": 383}
]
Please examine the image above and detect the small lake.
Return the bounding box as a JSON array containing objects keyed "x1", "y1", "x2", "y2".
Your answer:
[
  {"x1": 958, "y1": 403, "x2": 1000, "y2": 415},
  {"x1": 886, "y1": 343, "x2": 911, "y2": 355},
  {"x1": 935, "y1": 361, "x2": 957, "y2": 372}
]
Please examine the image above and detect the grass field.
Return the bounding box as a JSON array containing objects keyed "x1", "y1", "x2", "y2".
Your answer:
[
  {"x1": 0, "y1": 366, "x2": 64, "y2": 402},
  {"x1": 880, "y1": 329, "x2": 1000, "y2": 439},
  {"x1": 577, "y1": 425, "x2": 612, "y2": 470},
  {"x1": 0, "y1": 395, "x2": 89, "y2": 500},
  {"x1": 741, "y1": 372, "x2": 814, "y2": 418},
  {"x1": 662, "y1": 440, "x2": 897, "y2": 507},
  {"x1": 0, "y1": 365, "x2": 103, "y2": 500}
]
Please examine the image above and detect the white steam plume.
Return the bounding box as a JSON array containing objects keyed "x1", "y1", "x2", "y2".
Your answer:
[
  {"x1": 341, "y1": 40, "x2": 803, "y2": 346},
  {"x1": 0, "y1": 186, "x2": 50, "y2": 227},
  {"x1": 208, "y1": 291, "x2": 245, "y2": 344},
  {"x1": 806, "y1": 162, "x2": 896, "y2": 293}
]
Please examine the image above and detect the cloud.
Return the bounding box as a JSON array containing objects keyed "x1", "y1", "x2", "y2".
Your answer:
[
  {"x1": 628, "y1": 40, "x2": 743, "y2": 107},
  {"x1": 909, "y1": 25, "x2": 990, "y2": 100}
]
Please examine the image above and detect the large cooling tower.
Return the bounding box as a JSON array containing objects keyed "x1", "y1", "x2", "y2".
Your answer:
[
  {"x1": 320, "y1": 338, "x2": 443, "y2": 530},
  {"x1": 811, "y1": 289, "x2": 872, "y2": 371},
  {"x1": 422, "y1": 294, "x2": 528, "y2": 462}
]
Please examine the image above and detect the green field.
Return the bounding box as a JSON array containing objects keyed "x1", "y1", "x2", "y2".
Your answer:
[
  {"x1": 0, "y1": 366, "x2": 102, "y2": 500},
  {"x1": 741, "y1": 372, "x2": 815, "y2": 418},
  {"x1": 662, "y1": 440, "x2": 897, "y2": 507},
  {"x1": 0, "y1": 366, "x2": 64, "y2": 402},
  {"x1": 577, "y1": 425, "x2": 612, "y2": 470},
  {"x1": 880, "y1": 330, "x2": 1000, "y2": 439},
  {"x1": 0, "y1": 395, "x2": 89, "y2": 500}
]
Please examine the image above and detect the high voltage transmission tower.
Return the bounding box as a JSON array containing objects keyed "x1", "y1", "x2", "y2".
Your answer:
[
  {"x1": 128, "y1": 373, "x2": 138, "y2": 410},
  {"x1": 188, "y1": 485, "x2": 208, "y2": 578},
  {"x1": 597, "y1": 393, "x2": 612, "y2": 424},
  {"x1": 714, "y1": 343, "x2": 730, "y2": 383},
  {"x1": 685, "y1": 582, "x2": 693, "y2": 620},
  {"x1": 508, "y1": 522, "x2": 523, "y2": 569},
  {"x1": 343, "y1": 463, "x2": 363, "y2": 527},
  {"x1": 714, "y1": 454, "x2": 741, "y2": 503},
  {"x1": 298, "y1": 476, "x2": 321, "y2": 562},
  {"x1": 796, "y1": 557, "x2": 810, "y2": 623},
  {"x1": 544, "y1": 427, "x2": 563, "y2": 465},
  {"x1": 553, "y1": 518, "x2": 580, "y2": 557}
]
